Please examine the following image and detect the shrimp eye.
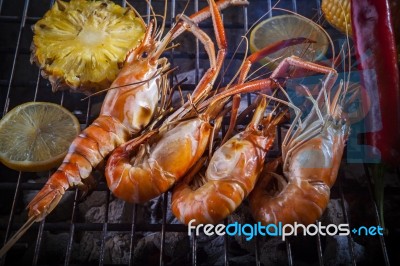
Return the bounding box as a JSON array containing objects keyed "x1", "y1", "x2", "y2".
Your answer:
[
  {"x1": 257, "y1": 124, "x2": 264, "y2": 131},
  {"x1": 142, "y1": 52, "x2": 148, "y2": 58}
]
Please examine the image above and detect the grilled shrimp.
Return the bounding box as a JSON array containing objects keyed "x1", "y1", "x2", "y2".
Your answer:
[
  {"x1": 171, "y1": 96, "x2": 288, "y2": 225},
  {"x1": 105, "y1": 75, "x2": 286, "y2": 203},
  {"x1": 103, "y1": 9, "x2": 310, "y2": 204},
  {"x1": 105, "y1": 0, "x2": 293, "y2": 203},
  {"x1": 249, "y1": 64, "x2": 350, "y2": 225},
  {"x1": 168, "y1": 38, "x2": 322, "y2": 225},
  {"x1": 0, "y1": 20, "x2": 171, "y2": 257},
  {"x1": 105, "y1": 112, "x2": 213, "y2": 203},
  {"x1": 168, "y1": 32, "x2": 321, "y2": 224},
  {"x1": 104, "y1": 0, "x2": 227, "y2": 203},
  {"x1": 0, "y1": 0, "x2": 250, "y2": 257},
  {"x1": 104, "y1": 0, "x2": 285, "y2": 204}
]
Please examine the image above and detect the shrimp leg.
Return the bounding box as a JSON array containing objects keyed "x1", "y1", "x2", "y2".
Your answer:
[
  {"x1": 0, "y1": 0, "x2": 244, "y2": 258},
  {"x1": 249, "y1": 61, "x2": 350, "y2": 226},
  {"x1": 104, "y1": 0, "x2": 231, "y2": 203},
  {"x1": 172, "y1": 94, "x2": 289, "y2": 225}
]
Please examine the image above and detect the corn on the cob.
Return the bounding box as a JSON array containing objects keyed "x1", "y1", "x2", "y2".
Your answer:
[{"x1": 321, "y1": 0, "x2": 352, "y2": 36}]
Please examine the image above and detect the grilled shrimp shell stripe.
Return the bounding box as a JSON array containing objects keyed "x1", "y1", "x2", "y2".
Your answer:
[
  {"x1": 172, "y1": 131, "x2": 274, "y2": 225},
  {"x1": 250, "y1": 131, "x2": 347, "y2": 225},
  {"x1": 248, "y1": 57, "x2": 350, "y2": 226},
  {"x1": 106, "y1": 117, "x2": 213, "y2": 203},
  {"x1": 0, "y1": 0, "x2": 252, "y2": 258},
  {"x1": 172, "y1": 96, "x2": 285, "y2": 225},
  {"x1": 28, "y1": 116, "x2": 130, "y2": 218}
]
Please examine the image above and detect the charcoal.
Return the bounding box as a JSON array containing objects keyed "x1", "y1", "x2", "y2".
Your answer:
[
  {"x1": 134, "y1": 232, "x2": 190, "y2": 265},
  {"x1": 41, "y1": 232, "x2": 78, "y2": 263},
  {"x1": 147, "y1": 194, "x2": 176, "y2": 225},
  {"x1": 323, "y1": 235, "x2": 365, "y2": 266},
  {"x1": 77, "y1": 191, "x2": 108, "y2": 215}
]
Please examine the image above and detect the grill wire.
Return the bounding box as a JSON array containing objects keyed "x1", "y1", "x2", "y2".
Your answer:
[{"x1": 0, "y1": 0, "x2": 397, "y2": 265}]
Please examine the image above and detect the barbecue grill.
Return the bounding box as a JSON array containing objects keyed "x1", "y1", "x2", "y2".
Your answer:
[{"x1": 0, "y1": 0, "x2": 399, "y2": 265}]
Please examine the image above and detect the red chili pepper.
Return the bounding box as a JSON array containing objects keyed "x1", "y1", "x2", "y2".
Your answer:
[
  {"x1": 389, "y1": 0, "x2": 400, "y2": 70},
  {"x1": 351, "y1": 0, "x2": 400, "y2": 165}
]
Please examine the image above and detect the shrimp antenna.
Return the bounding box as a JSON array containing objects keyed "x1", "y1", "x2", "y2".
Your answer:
[
  {"x1": 153, "y1": 2, "x2": 191, "y2": 61},
  {"x1": 331, "y1": 80, "x2": 344, "y2": 117},
  {"x1": 273, "y1": 7, "x2": 336, "y2": 65},
  {"x1": 175, "y1": 0, "x2": 192, "y2": 26},
  {"x1": 239, "y1": 0, "x2": 281, "y2": 48},
  {"x1": 219, "y1": 36, "x2": 250, "y2": 90},
  {"x1": 81, "y1": 69, "x2": 165, "y2": 101},
  {"x1": 299, "y1": 84, "x2": 324, "y2": 122},
  {"x1": 341, "y1": 1, "x2": 352, "y2": 110},
  {"x1": 166, "y1": 0, "x2": 192, "y2": 45},
  {"x1": 300, "y1": 10, "x2": 325, "y2": 63},
  {"x1": 154, "y1": 0, "x2": 168, "y2": 41},
  {"x1": 245, "y1": 57, "x2": 278, "y2": 82},
  {"x1": 165, "y1": 74, "x2": 187, "y2": 111},
  {"x1": 164, "y1": 43, "x2": 180, "y2": 51},
  {"x1": 157, "y1": 65, "x2": 176, "y2": 117},
  {"x1": 125, "y1": 1, "x2": 146, "y2": 27},
  {"x1": 142, "y1": 14, "x2": 166, "y2": 20},
  {"x1": 143, "y1": 0, "x2": 157, "y2": 29},
  {"x1": 187, "y1": 93, "x2": 200, "y2": 117},
  {"x1": 246, "y1": 68, "x2": 273, "y2": 82},
  {"x1": 217, "y1": 0, "x2": 281, "y2": 89}
]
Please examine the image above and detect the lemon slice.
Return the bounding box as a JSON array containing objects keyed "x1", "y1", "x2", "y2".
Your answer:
[
  {"x1": 0, "y1": 102, "x2": 80, "y2": 172},
  {"x1": 250, "y1": 15, "x2": 329, "y2": 69}
]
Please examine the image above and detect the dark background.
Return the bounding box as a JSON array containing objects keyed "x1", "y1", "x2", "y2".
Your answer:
[{"x1": 0, "y1": 0, "x2": 399, "y2": 265}]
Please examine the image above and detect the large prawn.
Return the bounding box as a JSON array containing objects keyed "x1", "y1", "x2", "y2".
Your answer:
[
  {"x1": 104, "y1": 4, "x2": 316, "y2": 204},
  {"x1": 243, "y1": 12, "x2": 350, "y2": 226},
  {"x1": 169, "y1": 35, "x2": 323, "y2": 225},
  {"x1": 0, "y1": 0, "x2": 250, "y2": 257},
  {"x1": 171, "y1": 95, "x2": 288, "y2": 225},
  {"x1": 248, "y1": 60, "x2": 350, "y2": 225},
  {"x1": 104, "y1": 0, "x2": 298, "y2": 203}
]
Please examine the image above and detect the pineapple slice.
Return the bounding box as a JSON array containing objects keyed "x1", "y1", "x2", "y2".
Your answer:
[{"x1": 31, "y1": 0, "x2": 145, "y2": 94}]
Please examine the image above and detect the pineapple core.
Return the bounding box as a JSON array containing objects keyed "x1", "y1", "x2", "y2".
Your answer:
[{"x1": 77, "y1": 26, "x2": 107, "y2": 46}]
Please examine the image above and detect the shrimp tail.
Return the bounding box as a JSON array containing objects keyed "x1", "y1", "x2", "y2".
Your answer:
[
  {"x1": 28, "y1": 116, "x2": 131, "y2": 214},
  {"x1": 0, "y1": 116, "x2": 131, "y2": 257},
  {"x1": 249, "y1": 158, "x2": 332, "y2": 225},
  {"x1": 27, "y1": 174, "x2": 68, "y2": 219}
]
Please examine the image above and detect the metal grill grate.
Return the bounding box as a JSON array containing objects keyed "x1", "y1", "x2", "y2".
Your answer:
[{"x1": 0, "y1": 0, "x2": 397, "y2": 265}]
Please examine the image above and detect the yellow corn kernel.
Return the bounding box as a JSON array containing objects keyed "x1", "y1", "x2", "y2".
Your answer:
[{"x1": 321, "y1": 0, "x2": 352, "y2": 36}]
